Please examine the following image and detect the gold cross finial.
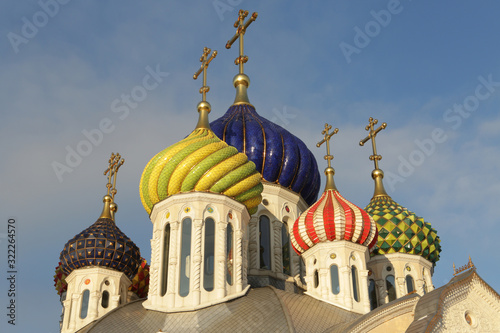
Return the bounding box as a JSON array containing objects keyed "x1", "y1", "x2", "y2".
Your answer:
[
  {"x1": 316, "y1": 123, "x2": 339, "y2": 168},
  {"x1": 193, "y1": 47, "x2": 217, "y2": 102},
  {"x1": 359, "y1": 117, "x2": 387, "y2": 170},
  {"x1": 104, "y1": 152, "x2": 124, "y2": 200},
  {"x1": 193, "y1": 47, "x2": 217, "y2": 129},
  {"x1": 316, "y1": 123, "x2": 339, "y2": 191},
  {"x1": 226, "y1": 10, "x2": 258, "y2": 75}
]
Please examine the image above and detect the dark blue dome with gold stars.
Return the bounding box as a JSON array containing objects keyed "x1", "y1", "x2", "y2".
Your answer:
[
  {"x1": 211, "y1": 103, "x2": 321, "y2": 205},
  {"x1": 59, "y1": 217, "x2": 141, "y2": 279}
]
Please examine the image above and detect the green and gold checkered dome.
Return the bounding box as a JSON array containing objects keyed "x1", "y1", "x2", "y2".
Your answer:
[
  {"x1": 365, "y1": 195, "x2": 441, "y2": 264},
  {"x1": 140, "y1": 127, "x2": 263, "y2": 215}
]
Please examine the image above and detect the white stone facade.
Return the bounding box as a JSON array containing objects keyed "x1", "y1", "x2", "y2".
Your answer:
[
  {"x1": 302, "y1": 240, "x2": 372, "y2": 314},
  {"x1": 143, "y1": 192, "x2": 250, "y2": 312},
  {"x1": 367, "y1": 253, "x2": 434, "y2": 306},
  {"x1": 61, "y1": 267, "x2": 130, "y2": 333},
  {"x1": 249, "y1": 183, "x2": 309, "y2": 282}
]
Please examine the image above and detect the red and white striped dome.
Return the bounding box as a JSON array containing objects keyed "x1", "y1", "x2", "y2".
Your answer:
[{"x1": 291, "y1": 189, "x2": 378, "y2": 254}]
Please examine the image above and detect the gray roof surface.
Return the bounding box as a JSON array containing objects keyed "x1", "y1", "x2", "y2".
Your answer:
[{"x1": 77, "y1": 287, "x2": 362, "y2": 333}]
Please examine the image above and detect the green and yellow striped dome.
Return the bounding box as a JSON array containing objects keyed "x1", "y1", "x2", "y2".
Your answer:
[
  {"x1": 140, "y1": 127, "x2": 263, "y2": 215},
  {"x1": 365, "y1": 195, "x2": 441, "y2": 264}
]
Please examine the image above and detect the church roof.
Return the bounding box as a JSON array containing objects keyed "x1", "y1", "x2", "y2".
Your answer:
[{"x1": 76, "y1": 287, "x2": 361, "y2": 333}]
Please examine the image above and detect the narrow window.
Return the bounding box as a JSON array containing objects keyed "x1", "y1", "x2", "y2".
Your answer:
[
  {"x1": 80, "y1": 290, "x2": 90, "y2": 319},
  {"x1": 369, "y1": 279, "x2": 377, "y2": 310},
  {"x1": 226, "y1": 223, "x2": 233, "y2": 285},
  {"x1": 259, "y1": 216, "x2": 271, "y2": 269},
  {"x1": 101, "y1": 290, "x2": 109, "y2": 308},
  {"x1": 406, "y1": 275, "x2": 415, "y2": 294},
  {"x1": 352, "y1": 266, "x2": 360, "y2": 302},
  {"x1": 330, "y1": 265, "x2": 340, "y2": 295},
  {"x1": 281, "y1": 224, "x2": 291, "y2": 275},
  {"x1": 314, "y1": 269, "x2": 319, "y2": 288},
  {"x1": 161, "y1": 224, "x2": 171, "y2": 296},
  {"x1": 203, "y1": 218, "x2": 215, "y2": 291},
  {"x1": 386, "y1": 275, "x2": 396, "y2": 302},
  {"x1": 179, "y1": 218, "x2": 192, "y2": 297}
]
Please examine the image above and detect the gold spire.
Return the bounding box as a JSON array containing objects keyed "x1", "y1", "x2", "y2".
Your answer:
[
  {"x1": 100, "y1": 153, "x2": 124, "y2": 220},
  {"x1": 225, "y1": 10, "x2": 258, "y2": 105},
  {"x1": 193, "y1": 47, "x2": 217, "y2": 130},
  {"x1": 360, "y1": 117, "x2": 389, "y2": 198},
  {"x1": 316, "y1": 123, "x2": 339, "y2": 191}
]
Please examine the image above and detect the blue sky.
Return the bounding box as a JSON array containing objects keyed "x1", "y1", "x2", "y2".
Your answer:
[{"x1": 1, "y1": 1, "x2": 500, "y2": 331}]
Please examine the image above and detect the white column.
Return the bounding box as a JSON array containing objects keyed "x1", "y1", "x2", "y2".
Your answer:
[
  {"x1": 191, "y1": 219, "x2": 203, "y2": 306},
  {"x1": 320, "y1": 268, "x2": 329, "y2": 300},
  {"x1": 87, "y1": 290, "x2": 100, "y2": 321},
  {"x1": 110, "y1": 295, "x2": 120, "y2": 308},
  {"x1": 396, "y1": 277, "x2": 406, "y2": 297},
  {"x1": 149, "y1": 228, "x2": 162, "y2": 303},
  {"x1": 68, "y1": 294, "x2": 79, "y2": 331},
  {"x1": 340, "y1": 266, "x2": 353, "y2": 309},
  {"x1": 359, "y1": 270, "x2": 370, "y2": 313},
  {"x1": 166, "y1": 221, "x2": 179, "y2": 307},
  {"x1": 235, "y1": 229, "x2": 244, "y2": 292},
  {"x1": 61, "y1": 297, "x2": 72, "y2": 332},
  {"x1": 375, "y1": 279, "x2": 386, "y2": 305},
  {"x1": 415, "y1": 278, "x2": 424, "y2": 296},
  {"x1": 248, "y1": 217, "x2": 258, "y2": 273},
  {"x1": 216, "y1": 221, "x2": 227, "y2": 298},
  {"x1": 273, "y1": 220, "x2": 282, "y2": 275}
]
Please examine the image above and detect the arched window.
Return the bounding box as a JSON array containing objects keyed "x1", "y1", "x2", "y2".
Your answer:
[
  {"x1": 352, "y1": 266, "x2": 360, "y2": 302},
  {"x1": 226, "y1": 223, "x2": 233, "y2": 285},
  {"x1": 330, "y1": 264, "x2": 340, "y2": 295},
  {"x1": 386, "y1": 275, "x2": 396, "y2": 302},
  {"x1": 281, "y1": 223, "x2": 290, "y2": 275},
  {"x1": 369, "y1": 279, "x2": 377, "y2": 310},
  {"x1": 80, "y1": 289, "x2": 90, "y2": 319},
  {"x1": 314, "y1": 269, "x2": 319, "y2": 288},
  {"x1": 101, "y1": 290, "x2": 109, "y2": 308},
  {"x1": 204, "y1": 218, "x2": 215, "y2": 291},
  {"x1": 161, "y1": 224, "x2": 171, "y2": 296},
  {"x1": 259, "y1": 216, "x2": 271, "y2": 269},
  {"x1": 179, "y1": 218, "x2": 192, "y2": 297},
  {"x1": 406, "y1": 275, "x2": 415, "y2": 294}
]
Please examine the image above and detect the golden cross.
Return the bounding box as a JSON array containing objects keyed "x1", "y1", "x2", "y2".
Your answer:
[
  {"x1": 226, "y1": 10, "x2": 258, "y2": 74},
  {"x1": 359, "y1": 117, "x2": 387, "y2": 170},
  {"x1": 103, "y1": 152, "x2": 124, "y2": 199},
  {"x1": 316, "y1": 123, "x2": 339, "y2": 168},
  {"x1": 193, "y1": 47, "x2": 217, "y2": 102}
]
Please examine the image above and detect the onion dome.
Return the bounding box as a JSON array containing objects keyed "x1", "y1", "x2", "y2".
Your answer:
[
  {"x1": 290, "y1": 125, "x2": 378, "y2": 254},
  {"x1": 59, "y1": 154, "x2": 142, "y2": 279},
  {"x1": 359, "y1": 118, "x2": 440, "y2": 264},
  {"x1": 365, "y1": 196, "x2": 441, "y2": 263},
  {"x1": 211, "y1": 104, "x2": 321, "y2": 205},
  {"x1": 59, "y1": 196, "x2": 142, "y2": 279},
  {"x1": 140, "y1": 47, "x2": 263, "y2": 216},
  {"x1": 129, "y1": 258, "x2": 150, "y2": 298},
  {"x1": 54, "y1": 262, "x2": 68, "y2": 296}
]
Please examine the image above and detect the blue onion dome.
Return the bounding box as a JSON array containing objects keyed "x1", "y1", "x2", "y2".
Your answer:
[
  {"x1": 59, "y1": 196, "x2": 142, "y2": 279},
  {"x1": 210, "y1": 104, "x2": 321, "y2": 205}
]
